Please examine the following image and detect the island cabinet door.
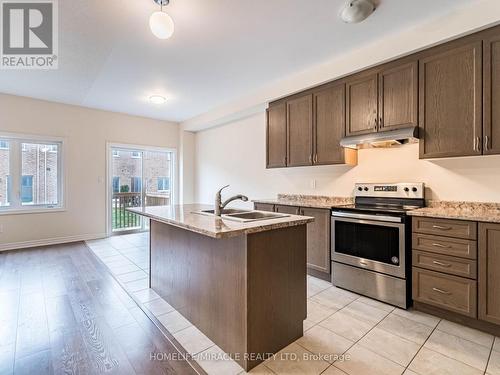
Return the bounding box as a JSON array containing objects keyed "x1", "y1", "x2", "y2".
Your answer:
[
  {"x1": 287, "y1": 94, "x2": 313, "y2": 167},
  {"x1": 419, "y1": 39, "x2": 482, "y2": 159},
  {"x1": 267, "y1": 102, "x2": 287, "y2": 168},
  {"x1": 378, "y1": 61, "x2": 418, "y2": 132},
  {"x1": 301, "y1": 207, "x2": 331, "y2": 278},
  {"x1": 345, "y1": 72, "x2": 378, "y2": 136},
  {"x1": 483, "y1": 32, "x2": 500, "y2": 155},
  {"x1": 479, "y1": 223, "x2": 500, "y2": 325}
]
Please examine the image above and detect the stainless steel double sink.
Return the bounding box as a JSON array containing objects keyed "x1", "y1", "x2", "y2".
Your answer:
[{"x1": 194, "y1": 208, "x2": 290, "y2": 223}]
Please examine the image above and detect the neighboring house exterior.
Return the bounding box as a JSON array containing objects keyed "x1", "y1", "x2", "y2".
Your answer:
[
  {"x1": 112, "y1": 150, "x2": 171, "y2": 203},
  {"x1": 0, "y1": 142, "x2": 58, "y2": 206}
]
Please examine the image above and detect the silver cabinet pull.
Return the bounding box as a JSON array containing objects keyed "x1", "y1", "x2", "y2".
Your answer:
[
  {"x1": 309, "y1": 155, "x2": 313, "y2": 164},
  {"x1": 432, "y1": 225, "x2": 451, "y2": 230},
  {"x1": 432, "y1": 287, "x2": 451, "y2": 295},
  {"x1": 485, "y1": 135, "x2": 490, "y2": 152},
  {"x1": 432, "y1": 260, "x2": 452, "y2": 267},
  {"x1": 432, "y1": 242, "x2": 450, "y2": 248},
  {"x1": 314, "y1": 154, "x2": 318, "y2": 163},
  {"x1": 359, "y1": 261, "x2": 368, "y2": 266},
  {"x1": 379, "y1": 117, "x2": 383, "y2": 128}
]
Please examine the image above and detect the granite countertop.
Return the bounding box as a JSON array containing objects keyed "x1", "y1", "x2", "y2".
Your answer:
[
  {"x1": 127, "y1": 204, "x2": 314, "y2": 239},
  {"x1": 408, "y1": 201, "x2": 500, "y2": 223},
  {"x1": 253, "y1": 194, "x2": 353, "y2": 209}
]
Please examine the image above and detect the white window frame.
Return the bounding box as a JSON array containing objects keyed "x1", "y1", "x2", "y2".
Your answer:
[
  {"x1": 131, "y1": 151, "x2": 142, "y2": 159},
  {"x1": 106, "y1": 142, "x2": 177, "y2": 236},
  {"x1": 0, "y1": 132, "x2": 66, "y2": 215}
]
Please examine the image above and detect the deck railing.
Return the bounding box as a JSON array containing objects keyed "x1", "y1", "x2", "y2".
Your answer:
[{"x1": 112, "y1": 192, "x2": 170, "y2": 231}]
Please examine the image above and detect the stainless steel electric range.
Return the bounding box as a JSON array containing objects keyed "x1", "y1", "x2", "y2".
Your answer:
[{"x1": 331, "y1": 183, "x2": 425, "y2": 308}]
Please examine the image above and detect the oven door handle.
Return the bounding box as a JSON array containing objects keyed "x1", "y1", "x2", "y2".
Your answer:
[{"x1": 331, "y1": 211, "x2": 402, "y2": 223}]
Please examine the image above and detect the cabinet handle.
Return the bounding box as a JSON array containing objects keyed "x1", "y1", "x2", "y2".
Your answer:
[
  {"x1": 432, "y1": 225, "x2": 451, "y2": 231},
  {"x1": 309, "y1": 155, "x2": 313, "y2": 164},
  {"x1": 314, "y1": 154, "x2": 318, "y2": 163},
  {"x1": 475, "y1": 137, "x2": 481, "y2": 152},
  {"x1": 432, "y1": 242, "x2": 451, "y2": 248},
  {"x1": 283, "y1": 156, "x2": 287, "y2": 165},
  {"x1": 432, "y1": 287, "x2": 451, "y2": 295},
  {"x1": 432, "y1": 260, "x2": 452, "y2": 267},
  {"x1": 485, "y1": 135, "x2": 490, "y2": 152},
  {"x1": 379, "y1": 117, "x2": 383, "y2": 128},
  {"x1": 374, "y1": 118, "x2": 378, "y2": 130}
]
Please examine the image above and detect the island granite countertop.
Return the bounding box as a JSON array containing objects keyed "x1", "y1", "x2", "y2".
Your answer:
[{"x1": 128, "y1": 204, "x2": 314, "y2": 239}]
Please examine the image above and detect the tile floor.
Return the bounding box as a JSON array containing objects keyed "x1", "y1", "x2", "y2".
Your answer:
[{"x1": 86, "y1": 233, "x2": 500, "y2": 375}]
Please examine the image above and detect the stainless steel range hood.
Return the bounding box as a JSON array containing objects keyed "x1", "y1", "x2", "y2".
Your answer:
[{"x1": 340, "y1": 126, "x2": 419, "y2": 149}]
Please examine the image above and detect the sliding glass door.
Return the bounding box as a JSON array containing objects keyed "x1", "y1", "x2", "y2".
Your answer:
[{"x1": 109, "y1": 146, "x2": 174, "y2": 234}]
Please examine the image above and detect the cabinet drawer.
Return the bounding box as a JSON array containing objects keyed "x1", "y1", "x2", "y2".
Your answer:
[
  {"x1": 412, "y1": 233, "x2": 477, "y2": 259},
  {"x1": 412, "y1": 250, "x2": 477, "y2": 279},
  {"x1": 413, "y1": 267, "x2": 477, "y2": 318},
  {"x1": 412, "y1": 217, "x2": 477, "y2": 240}
]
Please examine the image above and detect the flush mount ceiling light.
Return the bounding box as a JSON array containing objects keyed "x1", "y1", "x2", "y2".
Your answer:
[
  {"x1": 149, "y1": 95, "x2": 167, "y2": 104},
  {"x1": 340, "y1": 0, "x2": 375, "y2": 24},
  {"x1": 150, "y1": 0, "x2": 174, "y2": 40}
]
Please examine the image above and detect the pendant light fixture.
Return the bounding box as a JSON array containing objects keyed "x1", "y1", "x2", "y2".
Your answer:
[
  {"x1": 340, "y1": 0, "x2": 375, "y2": 24},
  {"x1": 150, "y1": 0, "x2": 174, "y2": 40}
]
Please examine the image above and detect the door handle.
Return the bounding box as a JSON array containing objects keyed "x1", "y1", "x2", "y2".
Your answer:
[
  {"x1": 432, "y1": 242, "x2": 451, "y2": 248},
  {"x1": 432, "y1": 260, "x2": 452, "y2": 267},
  {"x1": 432, "y1": 225, "x2": 451, "y2": 231},
  {"x1": 432, "y1": 287, "x2": 451, "y2": 295}
]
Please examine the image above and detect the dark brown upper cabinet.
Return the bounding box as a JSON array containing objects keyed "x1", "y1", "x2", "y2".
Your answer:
[
  {"x1": 484, "y1": 32, "x2": 500, "y2": 155},
  {"x1": 287, "y1": 94, "x2": 313, "y2": 167},
  {"x1": 346, "y1": 73, "x2": 378, "y2": 136},
  {"x1": 479, "y1": 223, "x2": 500, "y2": 325},
  {"x1": 419, "y1": 40, "x2": 483, "y2": 159},
  {"x1": 266, "y1": 102, "x2": 287, "y2": 168},
  {"x1": 379, "y1": 61, "x2": 418, "y2": 131},
  {"x1": 313, "y1": 83, "x2": 346, "y2": 165}
]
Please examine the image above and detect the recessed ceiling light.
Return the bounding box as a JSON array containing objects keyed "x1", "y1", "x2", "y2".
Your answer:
[
  {"x1": 149, "y1": 95, "x2": 167, "y2": 104},
  {"x1": 340, "y1": 0, "x2": 375, "y2": 24}
]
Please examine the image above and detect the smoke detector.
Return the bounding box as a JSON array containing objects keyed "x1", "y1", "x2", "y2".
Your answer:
[{"x1": 340, "y1": 0, "x2": 376, "y2": 24}]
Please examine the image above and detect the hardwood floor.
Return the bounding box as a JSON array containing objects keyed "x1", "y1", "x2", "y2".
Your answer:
[{"x1": 0, "y1": 242, "x2": 203, "y2": 375}]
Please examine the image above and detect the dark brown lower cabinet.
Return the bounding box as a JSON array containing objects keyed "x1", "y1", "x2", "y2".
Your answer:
[
  {"x1": 272, "y1": 204, "x2": 331, "y2": 280},
  {"x1": 301, "y1": 207, "x2": 331, "y2": 280},
  {"x1": 254, "y1": 203, "x2": 274, "y2": 212},
  {"x1": 479, "y1": 222, "x2": 500, "y2": 325},
  {"x1": 274, "y1": 204, "x2": 300, "y2": 215}
]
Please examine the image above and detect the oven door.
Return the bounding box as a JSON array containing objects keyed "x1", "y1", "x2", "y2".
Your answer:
[{"x1": 331, "y1": 212, "x2": 406, "y2": 278}]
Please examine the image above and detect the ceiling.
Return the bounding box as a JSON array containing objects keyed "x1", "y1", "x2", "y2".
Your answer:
[{"x1": 0, "y1": 0, "x2": 479, "y2": 123}]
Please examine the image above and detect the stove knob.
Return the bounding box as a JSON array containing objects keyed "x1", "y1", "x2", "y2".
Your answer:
[
  {"x1": 357, "y1": 187, "x2": 363, "y2": 192},
  {"x1": 404, "y1": 187, "x2": 410, "y2": 192},
  {"x1": 412, "y1": 187, "x2": 418, "y2": 192},
  {"x1": 364, "y1": 187, "x2": 369, "y2": 192}
]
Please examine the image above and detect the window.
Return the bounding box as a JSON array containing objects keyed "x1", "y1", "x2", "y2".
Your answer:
[
  {"x1": 21, "y1": 176, "x2": 33, "y2": 203},
  {"x1": 0, "y1": 136, "x2": 63, "y2": 212},
  {"x1": 131, "y1": 177, "x2": 142, "y2": 193},
  {"x1": 131, "y1": 151, "x2": 142, "y2": 159},
  {"x1": 113, "y1": 150, "x2": 120, "y2": 158},
  {"x1": 112, "y1": 177, "x2": 120, "y2": 193},
  {"x1": 0, "y1": 140, "x2": 10, "y2": 207},
  {"x1": 5, "y1": 175, "x2": 11, "y2": 205},
  {"x1": 157, "y1": 177, "x2": 170, "y2": 191}
]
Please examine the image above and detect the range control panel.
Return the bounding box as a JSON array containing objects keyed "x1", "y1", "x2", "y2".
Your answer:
[{"x1": 354, "y1": 183, "x2": 425, "y2": 199}]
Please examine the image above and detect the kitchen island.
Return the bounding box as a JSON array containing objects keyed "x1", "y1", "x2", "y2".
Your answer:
[{"x1": 128, "y1": 204, "x2": 314, "y2": 371}]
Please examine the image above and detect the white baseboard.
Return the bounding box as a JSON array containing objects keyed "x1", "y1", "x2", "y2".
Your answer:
[{"x1": 0, "y1": 233, "x2": 108, "y2": 252}]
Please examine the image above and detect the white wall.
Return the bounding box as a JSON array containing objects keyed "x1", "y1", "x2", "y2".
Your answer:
[
  {"x1": 179, "y1": 129, "x2": 196, "y2": 204},
  {"x1": 194, "y1": 112, "x2": 500, "y2": 207},
  {"x1": 0, "y1": 94, "x2": 179, "y2": 249}
]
